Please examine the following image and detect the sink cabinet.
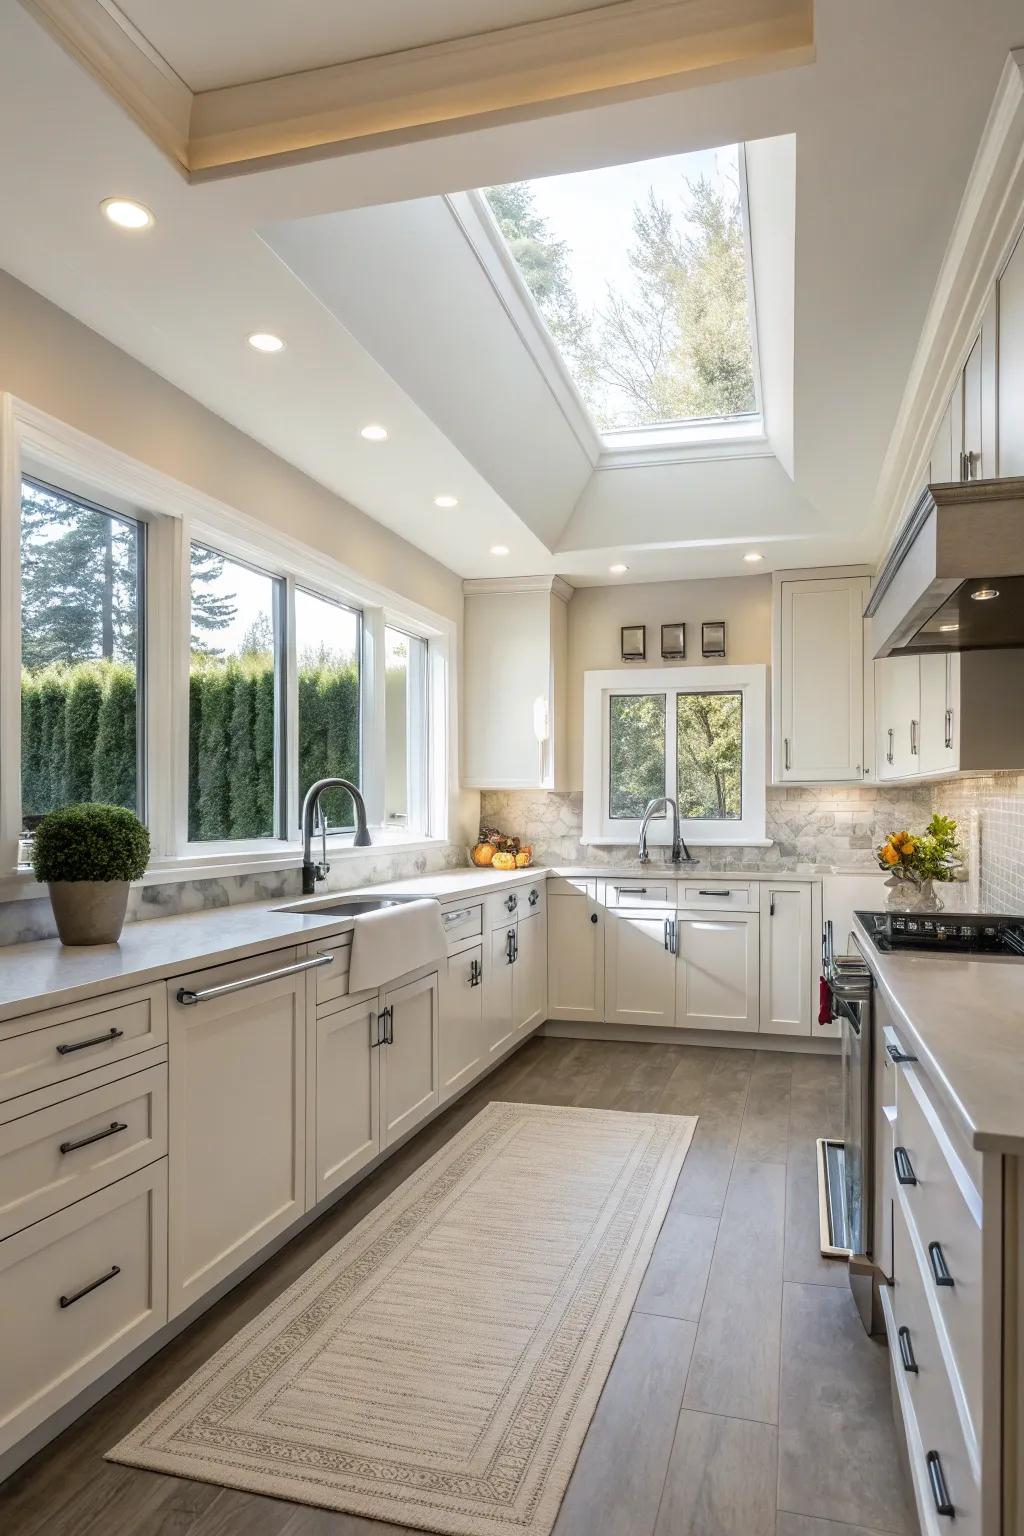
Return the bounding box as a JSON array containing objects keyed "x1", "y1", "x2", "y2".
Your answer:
[
  {"x1": 308, "y1": 995, "x2": 381, "y2": 1205},
  {"x1": 604, "y1": 906, "x2": 677, "y2": 1028},
  {"x1": 675, "y1": 910, "x2": 760, "y2": 1033},
  {"x1": 380, "y1": 972, "x2": 440, "y2": 1148}
]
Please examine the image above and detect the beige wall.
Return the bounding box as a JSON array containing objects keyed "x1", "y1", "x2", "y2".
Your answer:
[
  {"x1": 0, "y1": 270, "x2": 463, "y2": 625},
  {"x1": 565, "y1": 575, "x2": 771, "y2": 787}
]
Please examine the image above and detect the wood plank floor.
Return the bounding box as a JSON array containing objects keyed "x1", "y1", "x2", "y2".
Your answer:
[{"x1": 0, "y1": 1038, "x2": 916, "y2": 1536}]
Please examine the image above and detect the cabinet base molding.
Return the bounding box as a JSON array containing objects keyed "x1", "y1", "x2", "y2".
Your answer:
[{"x1": 539, "y1": 1020, "x2": 840, "y2": 1054}]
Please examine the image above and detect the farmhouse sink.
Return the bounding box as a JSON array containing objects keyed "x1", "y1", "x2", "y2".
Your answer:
[{"x1": 275, "y1": 894, "x2": 414, "y2": 918}]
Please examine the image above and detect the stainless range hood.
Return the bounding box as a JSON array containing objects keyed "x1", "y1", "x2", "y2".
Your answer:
[{"x1": 866, "y1": 476, "x2": 1024, "y2": 656}]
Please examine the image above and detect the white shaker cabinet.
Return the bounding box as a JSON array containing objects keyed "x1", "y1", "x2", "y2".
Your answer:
[
  {"x1": 439, "y1": 943, "x2": 485, "y2": 1102},
  {"x1": 675, "y1": 910, "x2": 760, "y2": 1033},
  {"x1": 309, "y1": 996, "x2": 380, "y2": 1206},
  {"x1": 918, "y1": 652, "x2": 960, "y2": 775},
  {"x1": 379, "y1": 971, "x2": 440, "y2": 1149},
  {"x1": 484, "y1": 924, "x2": 517, "y2": 1059},
  {"x1": 547, "y1": 882, "x2": 605, "y2": 1023},
  {"x1": 513, "y1": 910, "x2": 547, "y2": 1037},
  {"x1": 775, "y1": 575, "x2": 869, "y2": 783},
  {"x1": 604, "y1": 908, "x2": 677, "y2": 1028},
  {"x1": 999, "y1": 225, "x2": 1024, "y2": 474},
  {"x1": 759, "y1": 883, "x2": 812, "y2": 1036},
  {"x1": 876, "y1": 654, "x2": 921, "y2": 780},
  {"x1": 167, "y1": 951, "x2": 307, "y2": 1318}
]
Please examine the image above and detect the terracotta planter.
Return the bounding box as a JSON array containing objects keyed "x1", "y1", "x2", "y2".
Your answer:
[{"x1": 47, "y1": 881, "x2": 130, "y2": 946}]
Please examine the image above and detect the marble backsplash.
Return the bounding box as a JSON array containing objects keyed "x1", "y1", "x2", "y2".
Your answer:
[
  {"x1": 479, "y1": 785, "x2": 936, "y2": 873},
  {"x1": 0, "y1": 840, "x2": 467, "y2": 948}
]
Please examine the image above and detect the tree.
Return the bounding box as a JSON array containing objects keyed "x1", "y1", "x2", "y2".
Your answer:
[
  {"x1": 677, "y1": 692, "x2": 742, "y2": 820},
  {"x1": 190, "y1": 546, "x2": 237, "y2": 655}
]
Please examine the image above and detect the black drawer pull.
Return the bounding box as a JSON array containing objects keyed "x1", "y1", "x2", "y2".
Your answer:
[
  {"x1": 590, "y1": 912, "x2": 598, "y2": 924},
  {"x1": 505, "y1": 893, "x2": 518, "y2": 911},
  {"x1": 926, "y1": 1450, "x2": 954, "y2": 1516},
  {"x1": 698, "y1": 889, "x2": 732, "y2": 896},
  {"x1": 56, "y1": 1027, "x2": 124, "y2": 1056},
  {"x1": 528, "y1": 889, "x2": 540, "y2": 906},
  {"x1": 60, "y1": 1120, "x2": 128, "y2": 1155},
  {"x1": 893, "y1": 1146, "x2": 917, "y2": 1186},
  {"x1": 928, "y1": 1241, "x2": 954, "y2": 1287},
  {"x1": 897, "y1": 1325, "x2": 918, "y2": 1373},
  {"x1": 886, "y1": 1040, "x2": 917, "y2": 1065},
  {"x1": 59, "y1": 1264, "x2": 121, "y2": 1309}
]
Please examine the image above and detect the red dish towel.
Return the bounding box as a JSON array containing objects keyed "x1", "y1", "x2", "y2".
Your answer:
[{"x1": 818, "y1": 976, "x2": 834, "y2": 1026}]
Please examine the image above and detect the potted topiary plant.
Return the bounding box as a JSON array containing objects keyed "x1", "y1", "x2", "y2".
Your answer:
[{"x1": 31, "y1": 803, "x2": 150, "y2": 945}]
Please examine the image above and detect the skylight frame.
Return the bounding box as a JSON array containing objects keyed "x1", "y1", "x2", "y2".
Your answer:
[{"x1": 459, "y1": 143, "x2": 766, "y2": 462}]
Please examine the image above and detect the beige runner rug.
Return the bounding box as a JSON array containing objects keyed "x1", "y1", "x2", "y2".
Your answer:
[{"x1": 109, "y1": 1101, "x2": 695, "y2": 1536}]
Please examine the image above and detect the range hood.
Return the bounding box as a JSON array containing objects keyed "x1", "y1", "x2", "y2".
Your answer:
[{"x1": 866, "y1": 476, "x2": 1024, "y2": 656}]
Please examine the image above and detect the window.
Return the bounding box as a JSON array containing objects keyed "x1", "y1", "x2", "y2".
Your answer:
[
  {"x1": 482, "y1": 143, "x2": 760, "y2": 441},
  {"x1": 188, "y1": 545, "x2": 282, "y2": 842},
  {"x1": 296, "y1": 588, "x2": 360, "y2": 830},
  {"x1": 20, "y1": 478, "x2": 143, "y2": 818},
  {"x1": 385, "y1": 627, "x2": 428, "y2": 831},
  {"x1": 583, "y1": 666, "x2": 766, "y2": 847}
]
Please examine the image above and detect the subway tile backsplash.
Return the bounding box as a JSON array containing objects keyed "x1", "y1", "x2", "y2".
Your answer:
[{"x1": 928, "y1": 773, "x2": 1024, "y2": 914}]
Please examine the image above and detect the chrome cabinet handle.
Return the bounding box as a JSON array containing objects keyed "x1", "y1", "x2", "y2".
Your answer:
[
  {"x1": 886, "y1": 727, "x2": 894, "y2": 765},
  {"x1": 893, "y1": 1146, "x2": 917, "y2": 1186},
  {"x1": 469, "y1": 958, "x2": 482, "y2": 987},
  {"x1": 886, "y1": 1040, "x2": 917, "y2": 1065},
  {"x1": 60, "y1": 1120, "x2": 128, "y2": 1156},
  {"x1": 56, "y1": 1027, "x2": 124, "y2": 1056},
  {"x1": 910, "y1": 719, "x2": 919, "y2": 756},
  {"x1": 928, "y1": 1241, "x2": 954, "y2": 1287},
  {"x1": 60, "y1": 1264, "x2": 120, "y2": 1309},
  {"x1": 176, "y1": 952, "x2": 333, "y2": 1005},
  {"x1": 664, "y1": 918, "x2": 673, "y2": 952},
  {"x1": 897, "y1": 1325, "x2": 918, "y2": 1373},
  {"x1": 699, "y1": 889, "x2": 731, "y2": 896},
  {"x1": 926, "y1": 1450, "x2": 954, "y2": 1517},
  {"x1": 944, "y1": 707, "x2": 954, "y2": 751},
  {"x1": 504, "y1": 893, "x2": 518, "y2": 912},
  {"x1": 783, "y1": 737, "x2": 791, "y2": 771},
  {"x1": 528, "y1": 888, "x2": 540, "y2": 906},
  {"x1": 443, "y1": 907, "x2": 473, "y2": 926}
]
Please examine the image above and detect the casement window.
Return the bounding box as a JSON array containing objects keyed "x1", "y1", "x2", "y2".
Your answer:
[
  {"x1": 20, "y1": 478, "x2": 145, "y2": 821},
  {"x1": 583, "y1": 666, "x2": 767, "y2": 847},
  {"x1": 0, "y1": 398, "x2": 455, "y2": 882}
]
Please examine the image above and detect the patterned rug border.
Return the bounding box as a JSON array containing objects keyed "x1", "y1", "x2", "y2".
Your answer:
[{"x1": 108, "y1": 1101, "x2": 696, "y2": 1536}]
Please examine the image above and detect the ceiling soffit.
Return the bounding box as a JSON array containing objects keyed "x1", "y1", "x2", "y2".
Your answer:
[{"x1": 20, "y1": 0, "x2": 814, "y2": 178}]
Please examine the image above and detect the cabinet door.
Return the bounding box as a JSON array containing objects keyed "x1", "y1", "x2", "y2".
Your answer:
[
  {"x1": 440, "y1": 943, "x2": 484, "y2": 1103},
  {"x1": 676, "y1": 910, "x2": 759, "y2": 1033},
  {"x1": 779, "y1": 577, "x2": 867, "y2": 782},
  {"x1": 999, "y1": 226, "x2": 1024, "y2": 475},
  {"x1": 918, "y1": 653, "x2": 959, "y2": 775},
  {"x1": 380, "y1": 972, "x2": 439, "y2": 1149},
  {"x1": 962, "y1": 332, "x2": 982, "y2": 479},
  {"x1": 483, "y1": 926, "x2": 516, "y2": 1058},
  {"x1": 514, "y1": 912, "x2": 546, "y2": 1037},
  {"x1": 876, "y1": 655, "x2": 920, "y2": 779},
  {"x1": 310, "y1": 998, "x2": 380, "y2": 1206},
  {"x1": 547, "y1": 891, "x2": 605, "y2": 1021},
  {"x1": 168, "y1": 965, "x2": 306, "y2": 1317},
  {"x1": 604, "y1": 910, "x2": 676, "y2": 1027},
  {"x1": 759, "y1": 885, "x2": 812, "y2": 1036},
  {"x1": 928, "y1": 391, "x2": 955, "y2": 483}
]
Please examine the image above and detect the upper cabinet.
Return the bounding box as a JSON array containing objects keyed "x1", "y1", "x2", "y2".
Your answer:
[
  {"x1": 999, "y1": 227, "x2": 1024, "y2": 476},
  {"x1": 773, "y1": 572, "x2": 870, "y2": 784},
  {"x1": 875, "y1": 649, "x2": 1024, "y2": 781},
  {"x1": 463, "y1": 577, "x2": 572, "y2": 790},
  {"x1": 928, "y1": 299, "x2": 997, "y2": 486}
]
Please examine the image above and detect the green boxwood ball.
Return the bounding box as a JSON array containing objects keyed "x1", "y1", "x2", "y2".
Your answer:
[{"x1": 32, "y1": 803, "x2": 150, "y2": 884}]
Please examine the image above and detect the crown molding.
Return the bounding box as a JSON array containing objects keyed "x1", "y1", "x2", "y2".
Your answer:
[
  {"x1": 20, "y1": 0, "x2": 814, "y2": 180},
  {"x1": 464, "y1": 575, "x2": 575, "y2": 601},
  {"x1": 874, "y1": 48, "x2": 1024, "y2": 561}
]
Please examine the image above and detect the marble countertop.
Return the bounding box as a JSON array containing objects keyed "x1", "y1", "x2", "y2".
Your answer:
[
  {"x1": 0, "y1": 863, "x2": 881, "y2": 1026},
  {"x1": 853, "y1": 914, "x2": 1024, "y2": 1156}
]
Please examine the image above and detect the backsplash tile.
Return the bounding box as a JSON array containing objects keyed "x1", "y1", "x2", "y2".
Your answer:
[{"x1": 929, "y1": 773, "x2": 1024, "y2": 914}]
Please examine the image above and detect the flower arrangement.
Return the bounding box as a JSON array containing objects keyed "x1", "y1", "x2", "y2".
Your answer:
[{"x1": 876, "y1": 814, "x2": 961, "y2": 910}]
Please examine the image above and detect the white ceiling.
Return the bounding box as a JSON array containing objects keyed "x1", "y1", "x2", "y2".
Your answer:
[
  {"x1": 114, "y1": 0, "x2": 613, "y2": 90},
  {"x1": 1, "y1": 0, "x2": 1022, "y2": 586}
]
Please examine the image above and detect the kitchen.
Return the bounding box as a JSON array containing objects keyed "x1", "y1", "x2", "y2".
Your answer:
[{"x1": 2, "y1": 4, "x2": 1024, "y2": 1536}]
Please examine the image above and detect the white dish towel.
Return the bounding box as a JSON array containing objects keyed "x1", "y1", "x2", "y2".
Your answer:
[{"x1": 348, "y1": 899, "x2": 447, "y2": 995}]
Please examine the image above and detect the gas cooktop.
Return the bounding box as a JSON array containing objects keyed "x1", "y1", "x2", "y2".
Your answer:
[{"x1": 856, "y1": 910, "x2": 1024, "y2": 957}]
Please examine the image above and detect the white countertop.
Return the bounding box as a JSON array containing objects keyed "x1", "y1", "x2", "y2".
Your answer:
[{"x1": 854, "y1": 914, "x2": 1024, "y2": 1156}]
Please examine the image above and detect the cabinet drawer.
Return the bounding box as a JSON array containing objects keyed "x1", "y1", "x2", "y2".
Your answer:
[
  {"x1": 0, "y1": 1064, "x2": 167, "y2": 1240},
  {"x1": 485, "y1": 886, "x2": 524, "y2": 929},
  {"x1": 678, "y1": 881, "x2": 755, "y2": 910},
  {"x1": 0, "y1": 986, "x2": 167, "y2": 1106},
  {"x1": 548, "y1": 875, "x2": 597, "y2": 898},
  {"x1": 891, "y1": 1199, "x2": 980, "y2": 1532},
  {"x1": 894, "y1": 1067, "x2": 982, "y2": 1441},
  {"x1": 521, "y1": 881, "x2": 545, "y2": 920},
  {"x1": 440, "y1": 901, "x2": 483, "y2": 945},
  {"x1": 0, "y1": 1161, "x2": 167, "y2": 1456},
  {"x1": 605, "y1": 880, "x2": 676, "y2": 909}
]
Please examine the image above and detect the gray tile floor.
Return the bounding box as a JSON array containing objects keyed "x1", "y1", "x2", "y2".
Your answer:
[{"x1": 0, "y1": 1038, "x2": 916, "y2": 1536}]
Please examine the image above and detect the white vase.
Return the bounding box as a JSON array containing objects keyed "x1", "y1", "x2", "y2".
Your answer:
[{"x1": 884, "y1": 874, "x2": 918, "y2": 912}]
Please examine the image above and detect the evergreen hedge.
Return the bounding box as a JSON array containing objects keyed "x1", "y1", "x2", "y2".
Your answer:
[{"x1": 22, "y1": 656, "x2": 360, "y2": 840}]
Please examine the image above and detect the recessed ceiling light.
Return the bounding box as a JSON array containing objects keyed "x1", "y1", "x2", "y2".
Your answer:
[
  {"x1": 360, "y1": 423, "x2": 389, "y2": 442},
  {"x1": 937, "y1": 622, "x2": 960, "y2": 632},
  {"x1": 100, "y1": 197, "x2": 154, "y2": 231},
  {"x1": 609, "y1": 563, "x2": 629, "y2": 574},
  {"x1": 247, "y1": 332, "x2": 285, "y2": 353},
  {"x1": 434, "y1": 494, "x2": 458, "y2": 509},
  {"x1": 743, "y1": 551, "x2": 764, "y2": 563},
  {"x1": 490, "y1": 545, "x2": 510, "y2": 557},
  {"x1": 970, "y1": 587, "x2": 1000, "y2": 601}
]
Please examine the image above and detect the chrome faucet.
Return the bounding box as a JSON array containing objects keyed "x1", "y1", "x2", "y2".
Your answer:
[
  {"x1": 637, "y1": 796, "x2": 696, "y2": 865},
  {"x1": 301, "y1": 778, "x2": 371, "y2": 895}
]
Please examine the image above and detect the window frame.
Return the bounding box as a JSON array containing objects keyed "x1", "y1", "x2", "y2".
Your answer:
[
  {"x1": 0, "y1": 395, "x2": 456, "y2": 891},
  {"x1": 582, "y1": 665, "x2": 769, "y2": 847}
]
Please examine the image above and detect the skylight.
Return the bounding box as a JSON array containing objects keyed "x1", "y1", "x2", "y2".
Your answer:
[{"x1": 483, "y1": 144, "x2": 760, "y2": 440}]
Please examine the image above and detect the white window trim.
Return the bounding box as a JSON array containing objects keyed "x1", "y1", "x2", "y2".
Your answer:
[
  {"x1": 581, "y1": 665, "x2": 769, "y2": 848},
  {"x1": 0, "y1": 395, "x2": 457, "y2": 890}
]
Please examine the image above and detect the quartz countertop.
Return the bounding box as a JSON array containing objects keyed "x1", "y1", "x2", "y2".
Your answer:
[
  {"x1": 0, "y1": 864, "x2": 878, "y2": 1026},
  {"x1": 853, "y1": 913, "x2": 1024, "y2": 1156}
]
